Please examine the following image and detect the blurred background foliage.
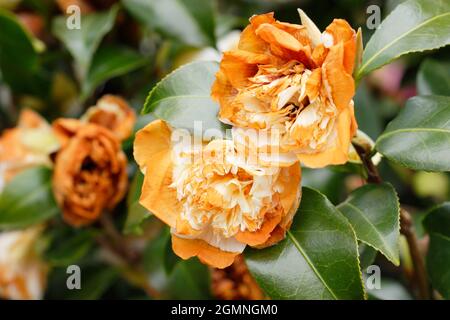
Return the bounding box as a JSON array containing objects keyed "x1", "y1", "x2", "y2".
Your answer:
[{"x1": 0, "y1": 0, "x2": 449, "y2": 300}]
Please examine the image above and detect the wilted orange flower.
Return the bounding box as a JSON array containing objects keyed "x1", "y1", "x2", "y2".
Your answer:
[
  {"x1": 212, "y1": 11, "x2": 358, "y2": 168},
  {"x1": 82, "y1": 94, "x2": 136, "y2": 141},
  {"x1": 52, "y1": 119, "x2": 128, "y2": 227},
  {"x1": 0, "y1": 226, "x2": 47, "y2": 300},
  {"x1": 134, "y1": 120, "x2": 301, "y2": 268},
  {"x1": 0, "y1": 109, "x2": 58, "y2": 188}
]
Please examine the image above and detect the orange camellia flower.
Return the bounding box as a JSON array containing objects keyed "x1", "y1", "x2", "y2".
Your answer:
[
  {"x1": 212, "y1": 10, "x2": 358, "y2": 168},
  {"x1": 52, "y1": 119, "x2": 128, "y2": 227},
  {"x1": 0, "y1": 226, "x2": 47, "y2": 300},
  {"x1": 0, "y1": 109, "x2": 59, "y2": 189},
  {"x1": 134, "y1": 120, "x2": 301, "y2": 268},
  {"x1": 81, "y1": 94, "x2": 136, "y2": 142}
]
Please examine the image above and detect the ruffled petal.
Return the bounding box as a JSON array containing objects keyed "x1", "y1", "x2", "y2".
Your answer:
[
  {"x1": 171, "y1": 234, "x2": 239, "y2": 269},
  {"x1": 296, "y1": 104, "x2": 356, "y2": 168}
]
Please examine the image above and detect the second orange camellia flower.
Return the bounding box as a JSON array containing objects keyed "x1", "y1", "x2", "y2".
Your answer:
[
  {"x1": 52, "y1": 95, "x2": 135, "y2": 227},
  {"x1": 134, "y1": 120, "x2": 301, "y2": 268},
  {"x1": 212, "y1": 11, "x2": 359, "y2": 168}
]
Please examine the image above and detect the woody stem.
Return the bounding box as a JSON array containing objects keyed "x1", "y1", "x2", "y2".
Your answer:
[
  {"x1": 352, "y1": 141, "x2": 430, "y2": 300},
  {"x1": 98, "y1": 214, "x2": 160, "y2": 299}
]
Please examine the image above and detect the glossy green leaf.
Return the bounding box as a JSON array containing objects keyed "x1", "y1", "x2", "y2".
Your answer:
[
  {"x1": 423, "y1": 202, "x2": 450, "y2": 299},
  {"x1": 52, "y1": 5, "x2": 118, "y2": 80},
  {"x1": 0, "y1": 166, "x2": 59, "y2": 230},
  {"x1": 46, "y1": 229, "x2": 95, "y2": 266},
  {"x1": 356, "y1": 0, "x2": 450, "y2": 79},
  {"x1": 338, "y1": 183, "x2": 400, "y2": 265},
  {"x1": 375, "y1": 95, "x2": 450, "y2": 171},
  {"x1": 81, "y1": 45, "x2": 147, "y2": 101},
  {"x1": 122, "y1": 0, "x2": 216, "y2": 47},
  {"x1": 143, "y1": 228, "x2": 212, "y2": 299},
  {"x1": 124, "y1": 170, "x2": 152, "y2": 235},
  {"x1": 142, "y1": 61, "x2": 227, "y2": 135},
  {"x1": 417, "y1": 59, "x2": 450, "y2": 96},
  {"x1": 246, "y1": 187, "x2": 365, "y2": 300},
  {"x1": 358, "y1": 244, "x2": 378, "y2": 270},
  {"x1": 0, "y1": 9, "x2": 46, "y2": 94}
]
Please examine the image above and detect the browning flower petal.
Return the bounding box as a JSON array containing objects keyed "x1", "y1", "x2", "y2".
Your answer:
[
  {"x1": 52, "y1": 120, "x2": 128, "y2": 227},
  {"x1": 212, "y1": 11, "x2": 358, "y2": 168}
]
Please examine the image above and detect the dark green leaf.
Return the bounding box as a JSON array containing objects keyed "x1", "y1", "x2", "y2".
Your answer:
[
  {"x1": 0, "y1": 166, "x2": 59, "y2": 230},
  {"x1": 64, "y1": 266, "x2": 118, "y2": 300},
  {"x1": 356, "y1": 0, "x2": 450, "y2": 79},
  {"x1": 417, "y1": 58, "x2": 450, "y2": 96},
  {"x1": 337, "y1": 183, "x2": 400, "y2": 265},
  {"x1": 46, "y1": 229, "x2": 95, "y2": 266},
  {"x1": 81, "y1": 45, "x2": 147, "y2": 101},
  {"x1": 375, "y1": 95, "x2": 450, "y2": 171},
  {"x1": 142, "y1": 61, "x2": 227, "y2": 135},
  {"x1": 123, "y1": 0, "x2": 216, "y2": 47},
  {"x1": 52, "y1": 5, "x2": 119, "y2": 80},
  {"x1": 0, "y1": 9, "x2": 46, "y2": 94},
  {"x1": 354, "y1": 82, "x2": 383, "y2": 140},
  {"x1": 423, "y1": 202, "x2": 450, "y2": 299},
  {"x1": 124, "y1": 171, "x2": 152, "y2": 235},
  {"x1": 143, "y1": 228, "x2": 212, "y2": 299},
  {"x1": 358, "y1": 244, "x2": 378, "y2": 270},
  {"x1": 245, "y1": 187, "x2": 365, "y2": 300}
]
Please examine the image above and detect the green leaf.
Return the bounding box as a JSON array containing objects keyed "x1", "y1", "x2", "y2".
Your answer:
[
  {"x1": 375, "y1": 95, "x2": 450, "y2": 171},
  {"x1": 358, "y1": 244, "x2": 378, "y2": 270},
  {"x1": 142, "y1": 61, "x2": 227, "y2": 135},
  {"x1": 81, "y1": 45, "x2": 147, "y2": 101},
  {"x1": 143, "y1": 228, "x2": 212, "y2": 299},
  {"x1": 356, "y1": 0, "x2": 450, "y2": 79},
  {"x1": 0, "y1": 166, "x2": 59, "y2": 230},
  {"x1": 122, "y1": 0, "x2": 216, "y2": 47},
  {"x1": 245, "y1": 187, "x2": 365, "y2": 300},
  {"x1": 423, "y1": 202, "x2": 450, "y2": 299},
  {"x1": 337, "y1": 183, "x2": 400, "y2": 265},
  {"x1": 65, "y1": 266, "x2": 118, "y2": 300},
  {"x1": 0, "y1": 9, "x2": 46, "y2": 94},
  {"x1": 353, "y1": 82, "x2": 383, "y2": 140},
  {"x1": 52, "y1": 5, "x2": 119, "y2": 80},
  {"x1": 417, "y1": 58, "x2": 450, "y2": 96},
  {"x1": 46, "y1": 229, "x2": 95, "y2": 266},
  {"x1": 124, "y1": 171, "x2": 152, "y2": 235}
]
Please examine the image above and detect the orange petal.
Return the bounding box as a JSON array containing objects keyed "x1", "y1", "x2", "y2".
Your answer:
[
  {"x1": 52, "y1": 119, "x2": 83, "y2": 147},
  {"x1": 18, "y1": 109, "x2": 46, "y2": 128},
  {"x1": 279, "y1": 163, "x2": 302, "y2": 221},
  {"x1": 220, "y1": 52, "x2": 258, "y2": 88},
  {"x1": 171, "y1": 235, "x2": 239, "y2": 269},
  {"x1": 324, "y1": 19, "x2": 356, "y2": 73},
  {"x1": 306, "y1": 68, "x2": 322, "y2": 101},
  {"x1": 323, "y1": 42, "x2": 355, "y2": 111},
  {"x1": 235, "y1": 210, "x2": 282, "y2": 246},
  {"x1": 256, "y1": 23, "x2": 302, "y2": 52},
  {"x1": 238, "y1": 24, "x2": 269, "y2": 54},
  {"x1": 297, "y1": 104, "x2": 357, "y2": 168},
  {"x1": 133, "y1": 119, "x2": 172, "y2": 172},
  {"x1": 249, "y1": 12, "x2": 276, "y2": 29},
  {"x1": 139, "y1": 148, "x2": 180, "y2": 228}
]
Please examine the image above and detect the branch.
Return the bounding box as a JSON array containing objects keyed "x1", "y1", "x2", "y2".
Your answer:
[
  {"x1": 98, "y1": 214, "x2": 161, "y2": 299},
  {"x1": 352, "y1": 140, "x2": 431, "y2": 300}
]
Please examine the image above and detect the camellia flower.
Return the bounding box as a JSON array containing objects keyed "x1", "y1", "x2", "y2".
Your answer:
[
  {"x1": 134, "y1": 120, "x2": 301, "y2": 268},
  {"x1": 0, "y1": 225, "x2": 47, "y2": 300},
  {"x1": 212, "y1": 11, "x2": 358, "y2": 168},
  {"x1": 0, "y1": 109, "x2": 59, "y2": 190},
  {"x1": 52, "y1": 119, "x2": 128, "y2": 227},
  {"x1": 81, "y1": 94, "x2": 136, "y2": 142}
]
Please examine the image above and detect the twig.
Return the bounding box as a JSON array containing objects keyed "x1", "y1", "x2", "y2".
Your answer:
[
  {"x1": 97, "y1": 213, "x2": 160, "y2": 299},
  {"x1": 352, "y1": 140, "x2": 431, "y2": 300}
]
